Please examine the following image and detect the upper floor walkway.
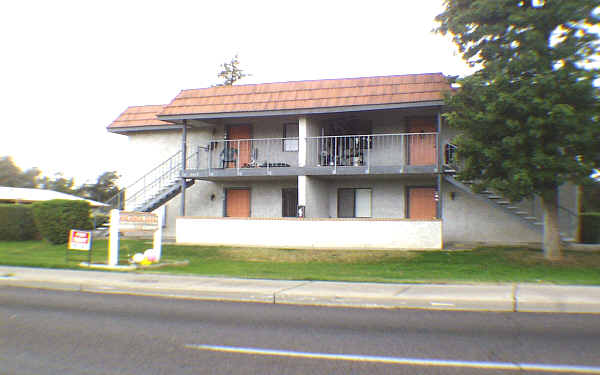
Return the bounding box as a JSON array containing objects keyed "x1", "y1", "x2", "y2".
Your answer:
[{"x1": 183, "y1": 132, "x2": 441, "y2": 180}]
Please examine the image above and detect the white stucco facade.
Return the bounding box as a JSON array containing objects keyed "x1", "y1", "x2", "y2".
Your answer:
[{"x1": 112, "y1": 104, "x2": 578, "y2": 247}]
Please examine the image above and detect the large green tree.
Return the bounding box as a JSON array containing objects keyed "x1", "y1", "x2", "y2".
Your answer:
[
  {"x1": 76, "y1": 171, "x2": 120, "y2": 203},
  {"x1": 436, "y1": 0, "x2": 599, "y2": 259},
  {"x1": 0, "y1": 156, "x2": 41, "y2": 188},
  {"x1": 38, "y1": 173, "x2": 77, "y2": 195}
]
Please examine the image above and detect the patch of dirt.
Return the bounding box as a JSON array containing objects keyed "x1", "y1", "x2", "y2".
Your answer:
[
  {"x1": 218, "y1": 248, "x2": 417, "y2": 263},
  {"x1": 505, "y1": 249, "x2": 600, "y2": 267}
]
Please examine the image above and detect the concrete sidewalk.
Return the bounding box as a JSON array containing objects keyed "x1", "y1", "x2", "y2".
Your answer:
[{"x1": 1, "y1": 265, "x2": 599, "y2": 313}]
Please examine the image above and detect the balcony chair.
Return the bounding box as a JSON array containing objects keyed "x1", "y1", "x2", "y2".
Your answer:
[{"x1": 220, "y1": 147, "x2": 238, "y2": 168}]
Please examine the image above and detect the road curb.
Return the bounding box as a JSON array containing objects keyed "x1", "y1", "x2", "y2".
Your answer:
[{"x1": 1, "y1": 266, "x2": 600, "y2": 313}]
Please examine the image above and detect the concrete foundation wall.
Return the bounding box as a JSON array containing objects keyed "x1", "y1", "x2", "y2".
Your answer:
[{"x1": 177, "y1": 217, "x2": 443, "y2": 250}]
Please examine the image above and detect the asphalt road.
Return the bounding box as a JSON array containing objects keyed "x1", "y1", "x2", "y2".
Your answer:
[{"x1": 1, "y1": 286, "x2": 600, "y2": 375}]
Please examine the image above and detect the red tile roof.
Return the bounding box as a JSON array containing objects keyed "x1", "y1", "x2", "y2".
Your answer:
[
  {"x1": 108, "y1": 105, "x2": 175, "y2": 130},
  {"x1": 159, "y1": 73, "x2": 449, "y2": 118}
]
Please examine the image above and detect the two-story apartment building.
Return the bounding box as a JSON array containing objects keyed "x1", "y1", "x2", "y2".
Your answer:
[{"x1": 108, "y1": 73, "x2": 578, "y2": 249}]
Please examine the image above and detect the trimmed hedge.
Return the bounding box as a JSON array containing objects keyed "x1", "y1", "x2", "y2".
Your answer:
[
  {"x1": 92, "y1": 213, "x2": 109, "y2": 229},
  {"x1": 0, "y1": 204, "x2": 40, "y2": 241},
  {"x1": 581, "y1": 213, "x2": 600, "y2": 244},
  {"x1": 32, "y1": 200, "x2": 92, "y2": 244}
]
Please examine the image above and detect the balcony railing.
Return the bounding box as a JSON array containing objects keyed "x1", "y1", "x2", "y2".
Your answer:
[
  {"x1": 188, "y1": 137, "x2": 299, "y2": 172},
  {"x1": 186, "y1": 133, "x2": 438, "y2": 176},
  {"x1": 305, "y1": 133, "x2": 438, "y2": 169}
]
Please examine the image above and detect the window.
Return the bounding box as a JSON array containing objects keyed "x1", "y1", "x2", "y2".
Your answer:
[
  {"x1": 283, "y1": 123, "x2": 299, "y2": 152},
  {"x1": 282, "y1": 188, "x2": 298, "y2": 217},
  {"x1": 337, "y1": 188, "x2": 372, "y2": 218}
]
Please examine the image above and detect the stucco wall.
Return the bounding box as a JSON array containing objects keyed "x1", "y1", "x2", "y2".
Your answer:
[
  {"x1": 124, "y1": 128, "x2": 212, "y2": 185},
  {"x1": 304, "y1": 176, "x2": 330, "y2": 218},
  {"x1": 177, "y1": 217, "x2": 443, "y2": 250},
  {"x1": 442, "y1": 181, "x2": 542, "y2": 244},
  {"x1": 247, "y1": 181, "x2": 286, "y2": 218}
]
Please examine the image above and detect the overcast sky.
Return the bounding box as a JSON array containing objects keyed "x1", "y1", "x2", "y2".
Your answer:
[{"x1": 0, "y1": 0, "x2": 474, "y2": 187}]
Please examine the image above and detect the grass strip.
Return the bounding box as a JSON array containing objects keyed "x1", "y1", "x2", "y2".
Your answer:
[{"x1": 0, "y1": 240, "x2": 599, "y2": 285}]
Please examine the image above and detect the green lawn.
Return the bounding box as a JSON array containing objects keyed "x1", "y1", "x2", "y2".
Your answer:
[{"x1": 1, "y1": 240, "x2": 599, "y2": 285}]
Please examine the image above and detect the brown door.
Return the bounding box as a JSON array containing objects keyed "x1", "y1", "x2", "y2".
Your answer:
[
  {"x1": 408, "y1": 187, "x2": 437, "y2": 219},
  {"x1": 407, "y1": 118, "x2": 437, "y2": 166},
  {"x1": 226, "y1": 188, "x2": 250, "y2": 217},
  {"x1": 228, "y1": 125, "x2": 252, "y2": 168}
]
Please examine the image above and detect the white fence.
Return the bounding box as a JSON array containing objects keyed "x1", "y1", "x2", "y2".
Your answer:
[{"x1": 176, "y1": 217, "x2": 442, "y2": 250}]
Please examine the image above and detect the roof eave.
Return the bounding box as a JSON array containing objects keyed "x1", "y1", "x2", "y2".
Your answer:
[
  {"x1": 107, "y1": 124, "x2": 184, "y2": 134},
  {"x1": 157, "y1": 100, "x2": 445, "y2": 123}
]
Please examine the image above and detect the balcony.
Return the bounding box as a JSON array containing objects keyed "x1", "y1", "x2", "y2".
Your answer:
[{"x1": 183, "y1": 133, "x2": 439, "y2": 179}]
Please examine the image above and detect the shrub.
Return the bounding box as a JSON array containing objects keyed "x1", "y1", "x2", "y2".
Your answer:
[
  {"x1": 32, "y1": 200, "x2": 92, "y2": 244},
  {"x1": 92, "y1": 213, "x2": 110, "y2": 229},
  {"x1": 580, "y1": 213, "x2": 600, "y2": 244},
  {"x1": 0, "y1": 204, "x2": 40, "y2": 241}
]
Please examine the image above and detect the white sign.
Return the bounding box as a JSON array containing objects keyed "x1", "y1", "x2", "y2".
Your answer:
[
  {"x1": 118, "y1": 211, "x2": 159, "y2": 232},
  {"x1": 108, "y1": 209, "x2": 163, "y2": 266},
  {"x1": 68, "y1": 230, "x2": 92, "y2": 251}
]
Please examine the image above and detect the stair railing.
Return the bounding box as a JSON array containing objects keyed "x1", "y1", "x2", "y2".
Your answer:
[
  {"x1": 558, "y1": 206, "x2": 579, "y2": 240},
  {"x1": 105, "y1": 150, "x2": 183, "y2": 211}
]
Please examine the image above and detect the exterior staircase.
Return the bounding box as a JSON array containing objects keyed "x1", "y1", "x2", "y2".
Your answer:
[
  {"x1": 444, "y1": 175, "x2": 578, "y2": 241},
  {"x1": 106, "y1": 150, "x2": 194, "y2": 212}
]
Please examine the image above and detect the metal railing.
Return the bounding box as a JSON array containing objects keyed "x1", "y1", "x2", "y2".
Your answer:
[
  {"x1": 444, "y1": 143, "x2": 458, "y2": 171},
  {"x1": 186, "y1": 133, "x2": 439, "y2": 174},
  {"x1": 305, "y1": 133, "x2": 438, "y2": 169},
  {"x1": 559, "y1": 205, "x2": 579, "y2": 240},
  {"x1": 105, "y1": 150, "x2": 184, "y2": 211},
  {"x1": 189, "y1": 137, "x2": 299, "y2": 173}
]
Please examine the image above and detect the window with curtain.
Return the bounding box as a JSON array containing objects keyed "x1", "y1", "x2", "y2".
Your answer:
[{"x1": 337, "y1": 188, "x2": 372, "y2": 218}]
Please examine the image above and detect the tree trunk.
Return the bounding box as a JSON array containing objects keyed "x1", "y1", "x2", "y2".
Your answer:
[
  {"x1": 575, "y1": 185, "x2": 583, "y2": 243},
  {"x1": 540, "y1": 188, "x2": 562, "y2": 260}
]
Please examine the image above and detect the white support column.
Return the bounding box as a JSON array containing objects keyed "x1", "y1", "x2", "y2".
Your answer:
[
  {"x1": 153, "y1": 205, "x2": 165, "y2": 261},
  {"x1": 298, "y1": 116, "x2": 308, "y2": 167},
  {"x1": 436, "y1": 111, "x2": 443, "y2": 220},
  {"x1": 298, "y1": 176, "x2": 307, "y2": 207},
  {"x1": 180, "y1": 120, "x2": 188, "y2": 217}
]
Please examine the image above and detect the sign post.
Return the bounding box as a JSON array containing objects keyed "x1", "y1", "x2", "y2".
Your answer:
[
  {"x1": 108, "y1": 209, "x2": 121, "y2": 266},
  {"x1": 107, "y1": 209, "x2": 161, "y2": 266},
  {"x1": 153, "y1": 207, "x2": 164, "y2": 261}
]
